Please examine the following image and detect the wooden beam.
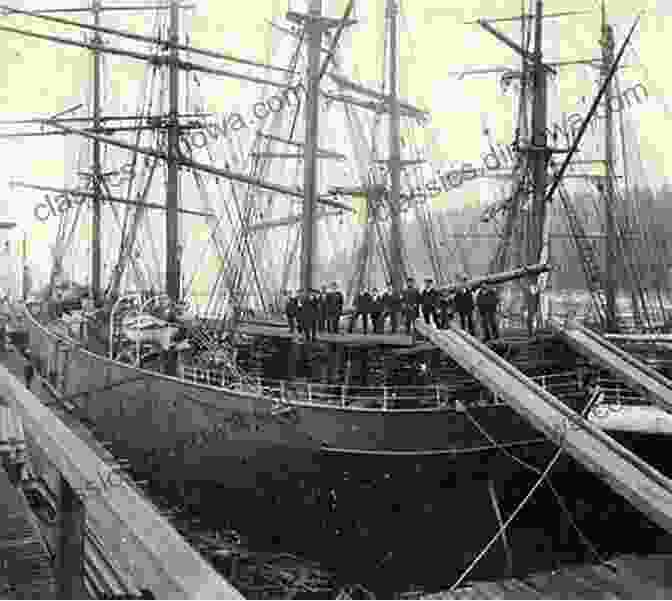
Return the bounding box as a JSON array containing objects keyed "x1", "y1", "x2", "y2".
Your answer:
[
  {"x1": 416, "y1": 321, "x2": 672, "y2": 536},
  {"x1": 0, "y1": 363, "x2": 241, "y2": 598},
  {"x1": 551, "y1": 320, "x2": 672, "y2": 414}
]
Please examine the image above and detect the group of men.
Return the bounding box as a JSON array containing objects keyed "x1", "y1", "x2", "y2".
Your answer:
[
  {"x1": 284, "y1": 282, "x2": 345, "y2": 342},
  {"x1": 284, "y1": 275, "x2": 502, "y2": 343}
]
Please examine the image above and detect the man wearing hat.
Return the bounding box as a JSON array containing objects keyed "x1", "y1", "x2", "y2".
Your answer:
[
  {"x1": 476, "y1": 283, "x2": 500, "y2": 342},
  {"x1": 325, "y1": 281, "x2": 344, "y2": 334},
  {"x1": 420, "y1": 278, "x2": 439, "y2": 327},
  {"x1": 402, "y1": 277, "x2": 421, "y2": 335},
  {"x1": 454, "y1": 275, "x2": 475, "y2": 335}
]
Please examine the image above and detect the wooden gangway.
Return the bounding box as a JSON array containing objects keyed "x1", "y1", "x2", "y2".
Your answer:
[
  {"x1": 415, "y1": 320, "x2": 672, "y2": 535},
  {"x1": 550, "y1": 318, "x2": 672, "y2": 413},
  {"x1": 0, "y1": 361, "x2": 242, "y2": 599}
]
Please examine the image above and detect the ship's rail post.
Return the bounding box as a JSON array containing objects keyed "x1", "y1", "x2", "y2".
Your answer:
[
  {"x1": 383, "y1": 386, "x2": 388, "y2": 410},
  {"x1": 58, "y1": 475, "x2": 86, "y2": 599},
  {"x1": 340, "y1": 385, "x2": 346, "y2": 407},
  {"x1": 279, "y1": 379, "x2": 286, "y2": 403},
  {"x1": 307, "y1": 382, "x2": 313, "y2": 403},
  {"x1": 434, "y1": 385, "x2": 440, "y2": 406}
]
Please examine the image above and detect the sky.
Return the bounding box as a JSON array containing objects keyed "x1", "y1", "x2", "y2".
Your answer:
[{"x1": 0, "y1": 0, "x2": 670, "y2": 290}]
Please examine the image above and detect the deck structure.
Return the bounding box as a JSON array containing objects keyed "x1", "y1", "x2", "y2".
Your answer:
[{"x1": 236, "y1": 321, "x2": 415, "y2": 346}]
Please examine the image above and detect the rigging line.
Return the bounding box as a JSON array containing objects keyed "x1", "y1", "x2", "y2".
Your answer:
[
  {"x1": 129, "y1": 80, "x2": 167, "y2": 290},
  {"x1": 451, "y1": 386, "x2": 610, "y2": 591},
  {"x1": 460, "y1": 402, "x2": 604, "y2": 565},
  {"x1": 108, "y1": 52, "x2": 162, "y2": 298}
]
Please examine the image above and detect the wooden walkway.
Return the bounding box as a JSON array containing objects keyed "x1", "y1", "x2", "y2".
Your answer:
[
  {"x1": 551, "y1": 319, "x2": 672, "y2": 413},
  {"x1": 0, "y1": 463, "x2": 55, "y2": 598},
  {"x1": 0, "y1": 342, "x2": 242, "y2": 599},
  {"x1": 419, "y1": 554, "x2": 672, "y2": 599}
]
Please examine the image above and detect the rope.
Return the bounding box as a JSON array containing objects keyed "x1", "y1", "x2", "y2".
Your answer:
[{"x1": 449, "y1": 386, "x2": 606, "y2": 591}]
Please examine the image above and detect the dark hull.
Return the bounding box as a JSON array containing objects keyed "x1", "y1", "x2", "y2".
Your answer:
[{"x1": 25, "y1": 310, "x2": 548, "y2": 491}]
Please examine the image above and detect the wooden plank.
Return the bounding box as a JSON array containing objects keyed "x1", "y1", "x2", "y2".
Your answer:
[
  {"x1": 0, "y1": 364, "x2": 242, "y2": 599},
  {"x1": 0, "y1": 465, "x2": 55, "y2": 598},
  {"x1": 416, "y1": 321, "x2": 672, "y2": 537},
  {"x1": 551, "y1": 320, "x2": 672, "y2": 413}
]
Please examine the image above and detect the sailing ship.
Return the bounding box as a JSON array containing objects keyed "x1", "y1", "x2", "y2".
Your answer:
[{"x1": 2, "y1": 0, "x2": 670, "y2": 495}]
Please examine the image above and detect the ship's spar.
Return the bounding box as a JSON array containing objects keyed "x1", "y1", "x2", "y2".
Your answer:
[
  {"x1": 1, "y1": 0, "x2": 358, "y2": 311},
  {"x1": 2, "y1": 0, "x2": 654, "y2": 332}
]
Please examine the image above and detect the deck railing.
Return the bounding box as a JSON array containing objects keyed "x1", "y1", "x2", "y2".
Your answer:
[{"x1": 180, "y1": 364, "x2": 585, "y2": 411}]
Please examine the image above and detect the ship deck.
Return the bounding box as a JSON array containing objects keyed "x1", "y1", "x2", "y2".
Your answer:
[
  {"x1": 237, "y1": 321, "x2": 416, "y2": 346},
  {"x1": 418, "y1": 553, "x2": 672, "y2": 599}
]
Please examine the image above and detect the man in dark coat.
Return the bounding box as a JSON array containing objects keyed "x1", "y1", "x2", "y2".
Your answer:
[
  {"x1": 317, "y1": 285, "x2": 328, "y2": 332},
  {"x1": 350, "y1": 288, "x2": 372, "y2": 334},
  {"x1": 420, "y1": 278, "x2": 439, "y2": 326},
  {"x1": 438, "y1": 292, "x2": 454, "y2": 329},
  {"x1": 527, "y1": 282, "x2": 540, "y2": 337},
  {"x1": 284, "y1": 289, "x2": 299, "y2": 334},
  {"x1": 402, "y1": 277, "x2": 421, "y2": 335},
  {"x1": 325, "y1": 281, "x2": 344, "y2": 334},
  {"x1": 476, "y1": 283, "x2": 500, "y2": 342},
  {"x1": 381, "y1": 284, "x2": 401, "y2": 334},
  {"x1": 454, "y1": 276, "x2": 475, "y2": 335},
  {"x1": 299, "y1": 291, "x2": 318, "y2": 342},
  {"x1": 369, "y1": 288, "x2": 384, "y2": 334}
]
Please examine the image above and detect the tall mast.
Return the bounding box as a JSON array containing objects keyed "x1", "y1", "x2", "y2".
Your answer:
[
  {"x1": 301, "y1": 0, "x2": 322, "y2": 294},
  {"x1": 601, "y1": 1, "x2": 617, "y2": 330},
  {"x1": 387, "y1": 0, "x2": 403, "y2": 293},
  {"x1": 91, "y1": 0, "x2": 102, "y2": 300},
  {"x1": 528, "y1": 0, "x2": 547, "y2": 267},
  {"x1": 166, "y1": 0, "x2": 180, "y2": 302}
]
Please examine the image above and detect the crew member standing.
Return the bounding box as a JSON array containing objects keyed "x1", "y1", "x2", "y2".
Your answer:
[
  {"x1": 382, "y1": 284, "x2": 402, "y2": 334},
  {"x1": 350, "y1": 288, "x2": 372, "y2": 334},
  {"x1": 299, "y1": 291, "x2": 318, "y2": 342},
  {"x1": 454, "y1": 276, "x2": 475, "y2": 335},
  {"x1": 326, "y1": 282, "x2": 344, "y2": 334},
  {"x1": 402, "y1": 277, "x2": 421, "y2": 336},
  {"x1": 420, "y1": 278, "x2": 439, "y2": 326},
  {"x1": 438, "y1": 291, "x2": 454, "y2": 329},
  {"x1": 476, "y1": 283, "x2": 500, "y2": 342},
  {"x1": 317, "y1": 285, "x2": 328, "y2": 332},
  {"x1": 285, "y1": 290, "x2": 299, "y2": 334},
  {"x1": 369, "y1": 288, "x2": 384, "y2": 334}
]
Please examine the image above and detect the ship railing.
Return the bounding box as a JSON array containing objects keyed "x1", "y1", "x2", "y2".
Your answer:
[{"x1": 180, "y1": 364, "x2": 583, "y2": 411}]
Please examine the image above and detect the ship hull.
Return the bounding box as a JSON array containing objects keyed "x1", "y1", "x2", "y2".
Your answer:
[{"x1": 25, "y1": 308, "x2": 548, "y2": 491}]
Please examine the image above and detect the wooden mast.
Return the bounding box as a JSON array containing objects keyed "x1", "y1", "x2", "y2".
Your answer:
[
  {"x1": 387, "y1": 0, "x2": 403, "y2": 293},
  {"x1": 166, "y1": 0, "x2": 181, "y2": 303},
  {"x1": 528, "y1": 0, "x2": 547, "y2": 276},
  {"x1": 601, "y1": 1, "x2": 618, "y2": 331},
  {"x1": 301, "y1": 0, "x2": 323, "y2": 294},
  {"x1": 91, "y1": 0, "x2": 102, "y2": 302}
]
